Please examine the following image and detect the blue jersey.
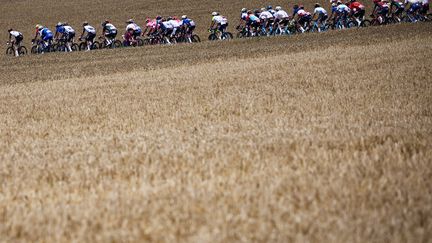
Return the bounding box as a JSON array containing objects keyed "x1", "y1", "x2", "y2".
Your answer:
[
  {"x1": 56, "y1": 26, "x2": 65, "y2": 33},
  {"x1": 182, "y1": 18, "x2": 196, "y2": 27},
  {"x1": 41, "y1": 28, "x2": 53, "y2": 37},
  {"x1": 249, "y1": 15, "x2": 259, "y2": 22}
]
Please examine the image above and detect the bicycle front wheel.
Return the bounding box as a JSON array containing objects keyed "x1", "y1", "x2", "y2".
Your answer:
[{"x1": 6, "y1": 47, "x2": 15, "y2": 56}]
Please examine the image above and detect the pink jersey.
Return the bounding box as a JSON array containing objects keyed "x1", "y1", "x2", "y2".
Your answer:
[{"x1": 146, "y1": 19, "x2": 157, "y2": 28}]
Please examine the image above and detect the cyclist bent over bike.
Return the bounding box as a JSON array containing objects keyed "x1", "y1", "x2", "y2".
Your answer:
[
  {"x1": 102, "y1": 20, "x2": 118, "y2": 46},
  {"x1": 8, "y1": 28, "x2": 23, "y2": 57},
  {"x1": 79, "y1": 22, "x2": 96, "y2": 51},
  {"x1": 33, "y1": 24, "x2": 54, "y2": 51},
  {"x1": 209, "y1": 12, "x2": 228, "y2": 39},
  {"x1": 55, "y1": 22, "x2": 75, "y2": 52}
]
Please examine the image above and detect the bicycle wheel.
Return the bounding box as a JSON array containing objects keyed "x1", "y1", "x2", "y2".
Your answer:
[
  {"x1": 6, "y1": 47, "x2": 15, "y2": 56},
  {"x1": 31, "y1": 46, "x2": 38, "y2": 54},
  {"x1": 18, "y1": 46, "x2": 27, "y2": 56},
  {"x1": 113, "y1": 40, "x2": 122, "y2": 48},
  {"x1": 71, "y1": 43, "x2": 79, "y2": 51},
  {"x1": 208, "y1": 34, "x2": 218, "y2": 41},
  {"x1": 347, "y1": 21, "x2": 358, "y2": 28},
  {"x1": 222, "y1": 32, "x2": 233, "y2": 40},
  {"x1": 56, "y1": 44, "x2": 67, "y2": 52},
  {"x1": 361, "y1": 20, "x2": 371, "y2": 27},
  {"x1": 79, "y1": 42, "x2": 87, "y2": 51},
  {"x1": 192, "y1": 34, "x2": 201, "y2": 43},
  {"x1": 93, "y1": 41, "x2": 100, "y2": 50},
  {"x1": 136, "y1": 39, "x2": 144, "y2": 46},
  {"x1": 169, "y1": 37, "x2": 177, "y2": 44}
]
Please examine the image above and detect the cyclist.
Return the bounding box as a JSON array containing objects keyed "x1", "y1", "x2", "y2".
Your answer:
[
  {"x1": 238, "y1": 8, "x2": 249, "y2": 29},
  {"x1": 54, "y1": 22, "x2": 75, "y2": 52},
  {"x1": 209, "y1": 12, "x2": 228, "y2": 38},
  {"x1": 328, "y1": 2, "x2": 339, "y2": 22},
  {"x1": 390, "y1": 0, "x2": 405, "y2": 20},
  {"x1": 180, "y1": 15, "x2": 196, "y2": 35},
  {"x1": 295, "y1": 5, "x2": 313, "y2": 32},
  {"x1": 335, "y1": 1, "x2": 351, "y2": 27},
  {"x1": 123, "y1": 28, "x2": 136, "y2": 46},
  {"x1": 101, "y1": 20, "x2": 118, "y2": 46},
  {"x1": 273, "y1": 6, "x2": 290, "y2": 33},
  {"x1": 348, "y1": 0, "x2": 366, "y2": 25},
  {"x1": 372, "y1": 0, "x2": 390, "y2": 23},
  {"x1": 312, "y1": 3, "x2": 329, "y2": 31},
  {"x1": 259, "y1": 7, "x2": 275, "y2": 34},
  {"x1": 79, "y1": 22, "x2": 96, "y2": 51},
  {"x1": 126, "y1": 19, "x2": 142, "y2": 39},
  {"x1": 8, "y1": 28, "x2": 23, "y2": 57},
  {"x1": 247, "y1": 10, "x2": 261, "y2": 35},
  {"x1": 160, "y1": 17, "x2": 174, "y2": 39},
  {"x1": 143, "y1": 18, "x2": 157, "y2": 36},
  {"x1": 33, "y1": 24, "x2": 54, "y2": 51},
  {"x1": 168, "y1": 17, "x2": 181, "y2": 37}
]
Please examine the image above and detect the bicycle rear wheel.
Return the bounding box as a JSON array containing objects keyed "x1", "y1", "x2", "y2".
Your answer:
[
  {"x1": 192, "y1": 34, "x2": 201, "y2": 43},
  {"x1": 18, "y1": 46, "x2": 28, "y2": 56},
  {"x1": 208, "y1": 34, "x2": 218, "y2": 41},
  {"x1": 222, "y1": 32, "x2": 233, "y2": 40},
  {"x1": 113, "y1": 40, "x2": 122, "y2": 48}
]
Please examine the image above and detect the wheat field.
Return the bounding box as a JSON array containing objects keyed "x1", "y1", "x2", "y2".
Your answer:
[{"x1": 1, "y1": 0, "x2": 432, "y2": 242}]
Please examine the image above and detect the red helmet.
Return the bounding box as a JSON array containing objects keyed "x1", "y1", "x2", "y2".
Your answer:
[{"x1": 373, "y1": 0, "x2": 380, "y2": 3}]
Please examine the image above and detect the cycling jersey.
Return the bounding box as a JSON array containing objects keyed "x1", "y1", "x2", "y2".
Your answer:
[
  {"x1": 248, "y1": 14, "x2": 260, "y2": 22},
  {"x1": 376, "y1": 1, "x2": 390, "y2": 9},
  {"x1": 274, "y1": 10, "x2": 289, "y2": 19},
  {"x1": 84, "y1": 25, "x2": 96, "y2": 34},
  {"x1": 349, "y1": 2, "x2": 366, "y2": 10},
  {"x1": 259, "y1": 11, "x2": 274, "y2": 19},
  {"x1": 103, "y1": 23, "x2": 117, "y2": 33},
  {"x1": 10, "y1": 30, "x2": 22, "y2": 37},
  {"x1": 162, "y1": 21, "x2": 173, "y2": 29},
  {"x1": 297, "y1": 9, "x2": 312, "y2": 17},
  {"x1": 336, "y1": 4, "x2": 351, "y2": 13},
  {"x1": 146, "y1": 20, "x2": 157, "y2": 28},
  {"x1": 126, "y1": 23, "x2": 141, "y2": 32},
  {"x1": 331, "y1": 3, "x2": 338, "y2": 13},
  {"x1": 212, "y1": 15, "x2": 227, "y2": 25},
  {"x1": 314, "y1": 7, "x2": 328, "y2": 15},
  {"x1": 169, "y1": 20, "x2": 181, "y2": 28},
  {"x1": 181, "y1": 18, "x2": 196, "y2": 27},
  {"x1": 241, "y1": 12, "x2": 248, "y2": 20}
]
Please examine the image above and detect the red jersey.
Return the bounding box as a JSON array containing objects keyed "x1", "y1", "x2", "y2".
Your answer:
[{"x1": 349, "y1": 2, "x2": 366, "y2": 10}]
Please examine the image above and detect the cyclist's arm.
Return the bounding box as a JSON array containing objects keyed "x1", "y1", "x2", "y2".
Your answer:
[
  {"x1": 80, "y1": 29, "x2": 86, "y2": 39},
  {"x1": 209, "y1": 21, "x2": 215, "y2": 29}
]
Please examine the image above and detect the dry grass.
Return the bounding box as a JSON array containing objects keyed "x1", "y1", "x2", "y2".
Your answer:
[{"x1": 1, "y1": 0, "x2": 432, "y2": 242}]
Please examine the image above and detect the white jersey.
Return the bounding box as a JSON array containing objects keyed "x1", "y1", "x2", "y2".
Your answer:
[
  {"x1": 63, "y1": 25, "x2": 75, "y2": 33},
  {"x1": 126, "y1": 23, "x2": 141, "y2": 31},
  {"x1": 274, "y1": 10, "x2": 289, "y2": 19},
  {"x1": 169, "y1": 20, "x2": 181, "y2": 28},
  {"x1": 105, "y1": 23, "x2": 117, "y2": 31},
  {"x1": 10, "y1": 31, "x2": 22, "y2": 37},
  {"x1": 162, "y1": 21, "x2": 174, "y2": 29},
  {"x1": 337, "y1": 4, "x2": 350, "y2": 12},
  {"x1": 422, "y1": 0, "x2": 429, "y2": 4},
  {"x1": 259, "y1": 11, "x2": 274, "y2": 19},
  {"x1": 84, "y1": 25, "x2": 96, "y2": 34},
  {"x1": 212, "y1": 15, "x2": 227, "y2": 25},
  {"x1": 314, "y1": 7, "x2": 328, "y2": 15},
  {"x1": 241, "y1": 12, "x2": 248, "y2": 20}
]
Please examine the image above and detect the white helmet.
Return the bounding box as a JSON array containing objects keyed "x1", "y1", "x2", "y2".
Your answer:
[
  {"x1": 212, "y1": 12, "x2": 218, "y2": 16},
  {"x1": 241, "y1": 8, "x2": 247, "y2": 12},
  {"x1": 261, "y1": 7, "x2": 266, "y2": 11},
  {"x1": 181, "y1": 15, "x2": 187, "y2": 19},
  {"x1": 275, "y1": 6, "x2": 282, "y2": 11}
]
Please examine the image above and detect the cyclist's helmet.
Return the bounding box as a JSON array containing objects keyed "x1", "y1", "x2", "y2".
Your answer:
[
  {"x1": 8, "y1": 28, "x2": 13, "y2": 32},
  {"x1": 212, "y1": 12, "x2": 218, "y2": 16},
  {"x1": 83, "y1": 21, "x2": 89, "y2": 26},
  {"x1": 156, "y1": 15, "x2": 162, "y2": 20},
  {"x1": 267, "y1": 5, "x2": 273, "y2": 10},
  {"x1": 181, "y1": 15, "x2": 187, "y2": 19},
  {"x1": 173, "y1": 16, "x2": 178, "y2": 20},
  {"x1": 56, "y1": 22, "x2": 63, "y2": 27},
  {"x1": 275, "y1": 6, "x2": 282, "y2": 10},
  {"x1": 167, "y1": 17, "x2": 172, "y2": 21},
  {"x1": 315, "y1": 3, "x2": 321, "y2": 7},
  {"x1": 247, "y1": 10, "x2": 252, "y2": 14},
  {"x1": 38, "y1": 25, "x2": 44, "y2": 30},
  {"x1": 35, "y1": 24, "x2": 41, "y2": 29},
  {"x1": 299, "y1": 5, "x2": 304, "y2": 9},
  {"x1": 126, "y1": 19, "x2": 134, "y2": 24},
  {"x1": 241, "y1": 8, "x2": 247, "y2": 12}
]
